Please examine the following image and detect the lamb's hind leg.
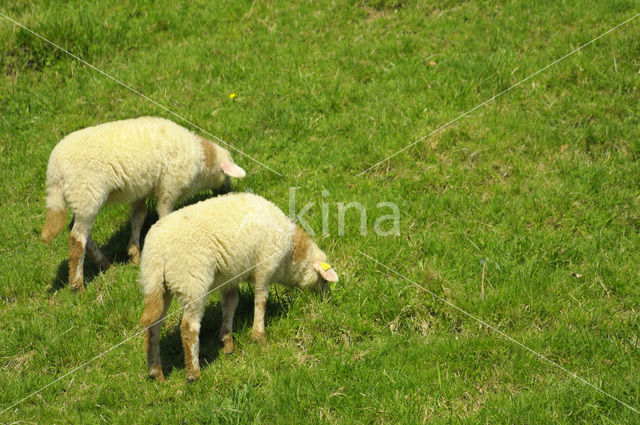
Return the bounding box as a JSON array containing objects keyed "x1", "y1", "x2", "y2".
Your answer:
[
  {"x1": 144, "y1": 291, "x2": 173, "y2": 381},
  {"x1": 127, "y1": 199, "x2": 147, "y2": 264},
  {"x1": 181, "y1": 298, "x2": 206, "y2": 381},
  {"x1": 68, "y1": 216, "x2": 93, "y2": 292},
  {"x1": 219, "y1": 287, "x2": 239, "y2": 354},
  {"x1": 86, "y1": 235, "x2": 112, "y2": 270}
]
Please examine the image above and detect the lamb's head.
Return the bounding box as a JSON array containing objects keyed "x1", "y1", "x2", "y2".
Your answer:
[
  {"x1": 200, "y1": 138, "x2": 246, "y2": 192},
  {"x1": 287, "y1": 225, "x2": 339, "y2": 293}
]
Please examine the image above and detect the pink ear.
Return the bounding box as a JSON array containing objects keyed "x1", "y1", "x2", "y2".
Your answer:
[
  {"x1": 313, "y1": 261, "x2": 339, "y2": 282},
  {"x1": 220, "y1": 161, "x2": 246, "y2": 178}
]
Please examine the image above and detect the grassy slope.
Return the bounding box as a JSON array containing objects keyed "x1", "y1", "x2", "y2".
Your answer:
[{"x1": 1, "y1": 0, "x2": 639, "y2": 423}]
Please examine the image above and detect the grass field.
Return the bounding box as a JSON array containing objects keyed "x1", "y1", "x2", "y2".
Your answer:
[{"x1": 1, "y1": 0, "x2": 640, "y2": 423}]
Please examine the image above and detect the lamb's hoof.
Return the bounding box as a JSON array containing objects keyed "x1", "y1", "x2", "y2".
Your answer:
[
  {"x1": 186, "y1": 370, "x2": 201, "y2": 382},
  {"x1": 100, "y1": 260, "x2": 114, "y2": 270},
  {"x1": 251, "y1": 330, "x2": 266, "y2": 345},
  {"x1": 70, "y1": 281, "x2": 85, "y2": 293},
  {"x1": 148, "y1": 367, "x2": 165, "y2": 382},
  {"x1": 222, "y1": 339, "x2": 234, "y2": 355},
  {"x1": 128, "y1": 246, "x2": 141, "y2": 265}
]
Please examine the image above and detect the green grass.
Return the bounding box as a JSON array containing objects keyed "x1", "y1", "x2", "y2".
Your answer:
[{"x1": 1, "y1": 0, "x2": 640, "y2": 423}]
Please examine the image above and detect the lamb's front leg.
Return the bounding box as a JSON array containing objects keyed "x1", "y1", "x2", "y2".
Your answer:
[
  {"x1": 251, "y1": 282, "x2": 268, "y2": 344},
  {"x1": 219, "y1": 287, "x2": 239, "y2": 354},
  {"x1": 127, "y1": 199, "x2": 147, "y2": 264},
  {"x1": 156, "y1": 191, "x2": 177, "y2": 219}
]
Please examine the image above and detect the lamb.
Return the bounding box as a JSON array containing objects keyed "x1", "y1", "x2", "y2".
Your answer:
[
  {"x1": 40, "y1": 116, "x2": 246, "y2": 292},
  {"x1": 139, "y1": 192, "x2": 339, "y2": 381}
]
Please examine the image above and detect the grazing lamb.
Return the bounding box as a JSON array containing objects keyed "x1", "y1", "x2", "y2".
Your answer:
[
  {"x1": 139, "y1": 193, "x2": 339, "y2": 382},
  {"x1": 40, "y1": 116, "x2": 246, "y2": 292}
]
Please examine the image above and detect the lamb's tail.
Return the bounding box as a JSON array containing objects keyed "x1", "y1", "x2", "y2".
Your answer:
[
  {"x1": 140, "y1": 259, "x2": 167, "y2": 328},
  {"x1": 40, "y1": 178, "x2": 67, "y2": 244}
]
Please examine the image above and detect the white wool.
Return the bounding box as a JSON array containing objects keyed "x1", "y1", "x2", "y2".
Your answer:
[
  {"x1": 140, "y1": 192, "x2": 331, "y2": 301},
  {"x1": 139, "y1": 193, "x2": 338, "y2": 381},
  {"x1": 46, "y1": 116, "x2": 237, "y2": 215},
  {"x1": 42, "y1": 116, "x2": 245, "y2": 292}
]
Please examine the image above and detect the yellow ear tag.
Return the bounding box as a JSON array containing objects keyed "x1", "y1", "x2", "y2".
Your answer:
[{"x1": 320, "y1": 262, "x2": 332, "y2": 271}]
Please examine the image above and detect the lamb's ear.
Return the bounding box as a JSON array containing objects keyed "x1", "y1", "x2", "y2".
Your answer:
[
  {"x1": 313, "y1": 261, "x2": 339, "y2": 282},
  {"x1": 220, "y1": 161, "x2": 246, "y2": 178}
]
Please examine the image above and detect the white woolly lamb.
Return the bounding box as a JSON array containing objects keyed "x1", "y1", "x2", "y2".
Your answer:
[
  {"x1": 139, "y1": 192, "x2": 339, "y2": 382},
  {"x1": 40, "y1": 116, "x2": 246, "y2": 292}
]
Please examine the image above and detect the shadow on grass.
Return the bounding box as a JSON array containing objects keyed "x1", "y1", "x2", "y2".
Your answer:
[
  {"x1": 47, "y1": 188, "x2": 230, "y2": 293},
  {"x1": 158, "y1": 286, "x2": 291, "y2": 380}
]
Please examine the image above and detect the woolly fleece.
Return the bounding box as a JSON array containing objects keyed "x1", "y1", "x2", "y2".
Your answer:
[
  {"x1": 41, "y1": 116, "x2": 245, "y2": 290},
  {"x1": 139, "y1": 192, "x2": 339, "y2": 381}
]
